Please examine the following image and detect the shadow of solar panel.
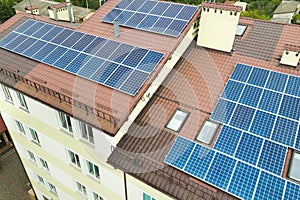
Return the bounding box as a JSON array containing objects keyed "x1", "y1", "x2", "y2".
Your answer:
[
  {"x1": 105, "y1": 65, "x2": 132, "y2": 88},
  {"x1": 250, "y1": 110, "x2": 276, "y2": 139},
  {"x1": 279, "y1": 95, "x2": 300, "y2": 120},
  {"x1": 137, "y1": 51, "x2": 164, "y2": 72},
  {"x1": 14, "y1": 19, "x2": 35, "y2": 33},
  {"x1": 265, "y1": 71, "x2": 288, "y2": 92},
  {"x1": 258, "y1": 90, "x2": 282, "y2": 114},
  {"x1": 125, "y1": 0, "x2": 145, "y2": 11},
  {"x1": 230, "y1": 104, "x2": 255, "y2": 131},
  {"x1": 102, "y1": 8, "x2": 122, "y2": 23},
  {"x1": 150, "y1": 2, "x2": 170, "y2": 15},
  {"x1": 184, "y1": 144, "x2": 214, "y2": 179},
  {"x1": 0, "y1": 32, "x2": 19, "y2": 47},
  {"x1": 137, "y1": 15, "x2": 159, "y2": 30},
  {"x1": 228, "y1": 162, "x2": 259, "y2": 200},
  {"x1": 43, "y1": 46, "x2": 68, "y2": 65},
  {"x1": 137, "y1": 0, "x2": 157, "y2": 13},
  {"x1": 230, "y1": 63, "x2": 252, "y2": 82},
  {"x1": 72, "y1": 34, "x2": 96, "y2": 51},
  {"x1": 23, "y1": 21, "x2": 44, "y2": 36},
  {"x1": 51, "y1": 29, "x2": 74, "y2": 44},
  {"x1": 221, "y1": 80, "x2": 244, "y2": 101},
  {"x1": 41, "y1": 26, "x2": 63, "y2": 41},
  {"x1": 247, "y1": 67, "x2": 269, "y2": 87},
  {"x1": 239, "y1": 85, "x2": 263, "y2": 107},
  {"x1": 176, "y1": 5, "x2": 198, "y2": 20},
  {"x1": 271, "y1": 116, "x2": 297, "y2": 147},
  {"x1": 124, "y1": 13, "x2": 147, "y2": 27},
  {"x1": 54, "y1": 49, "x2": 80, "y2": 70},
  {"x1": 61, "y1": 32, "x2": 84, "y2": 48},
  {"x1": 83, "y1": 37, "x2": 107, "y2": 54},
  {"x1": 286, "y1": 76, "x2": 300, "y2": 97},
  {"x1": 91, "y1": 61, "x2": 119, "y2": 83},
  {"x1": 254, "y1": 171, "x2": 285, "y2": 200},
  {"x1": 214, "y1": 125, "x2": 242, "y2": 156},
  {"x1": 164, "y1": 136, "x2": 195, "y2": 170},
  {"x1": 120, "y1": 70, "x2": 149, "y2": 95},
  {"x1": 122, "y1": 48, "x2": 148, "y2": 67},
  {"x1": 95, "y1": 40, "x2": 120, "y2": 59},
  {"x1": 108, "y1": 43, "x2": 134, "y2": 63},
  {"x1": 258, "y1": 140, "x2": 286, "y2": 176},
  {"x1": 284, "y1": 181, "x2": 300, "y2": 200},
  {"x1": 5, "y1": 34, "x2": 28, "y2": 51},
  {"x1": 205, "y1": 153, "x2": 236, "y2": 190},
  {"x1": 32, "y1": 24, "x2": 53, "y2": 38},
  {"x1": 77, "y1": 57, "x2": 105, "y2": 78},
  {"x1": 210, "y1": 99, "x2": 236, "y2": 124},
  {"x1": 150, "y1": 17, "x2": 173, "y2": 33},
  {"x1": 164, "y1": 19, "x2": 187, "y2": 37},
  {"x1": 14, "y1": 37, "x2": 37, "y2": 54},
  {"x1": 235, "y1": 133, "x2": 263, "y2": 165},
  {"x1": 117, "y1": 10, "x2": 135, "y2": 25},
  {"x1": 65, "y1": 53, "x2": 91, "y2": 73},
  {"x1": 32, "y1": 43, "x2": 56, "y2": 61},
  {"x1": 162, "y1": 4, "x2": 183, "y2": 18},
  {"x1": 23, "y1": 40, "x2": 47, "y2": 57}
]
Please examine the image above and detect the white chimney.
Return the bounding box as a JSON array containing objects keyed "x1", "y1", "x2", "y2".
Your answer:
[{"x1": 66, "y1": 0, "x2": 73, "y2": 23}]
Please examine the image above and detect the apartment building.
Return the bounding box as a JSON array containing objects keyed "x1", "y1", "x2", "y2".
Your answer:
[{"x1": 0, "y1": 1, "x2": 300, "y2": 200}]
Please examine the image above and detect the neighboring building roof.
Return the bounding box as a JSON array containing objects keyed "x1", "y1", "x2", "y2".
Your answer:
[
  {"x1": 274, "y1": 1, "x2": 299, "y2": 14},
  {"x1": 25, "y1": 5, "x2": 39, "y2": 10},
  {"x1": 0, "y1": 114, "x2": 7, "y2": 133},
  {"x1": 270, "y1": 17, "x2": 291, "y2": 23},
  {"x1": 0, "y1": 0, "x2": 199, "y2": 135},
  {"x1": 201, "y1": 2, "x2": 242, "y2": 12},
  {"x1": 108, "y1": 16, "x2": 300, "y2": 199},
  {"x1": 48, "y1": 2, "x2": 68, "y2": 10}
]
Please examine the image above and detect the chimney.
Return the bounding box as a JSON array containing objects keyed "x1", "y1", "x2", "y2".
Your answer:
[
  {"x1": 280, "y1": 45, "x2": 300, "y2": 67},
  {"x1": 113, "y1": 20, "x2": 120, "y2": 37},
  {"x1": 66, "y1": 0, "x2": 73, "y2": 23},
  {"x1": 197, "y1": 2, "x2": 242, "y2": 52}
]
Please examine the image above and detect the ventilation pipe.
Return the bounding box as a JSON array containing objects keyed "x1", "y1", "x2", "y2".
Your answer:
[
  {"x1": 114, "y1": 20, "x2": 120, "y2": 37},
  {"x1": 66, "y1": 0, "x2": 73, "y2": 23}
]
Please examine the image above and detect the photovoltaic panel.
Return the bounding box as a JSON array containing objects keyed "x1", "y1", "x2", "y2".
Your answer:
[
  {"x1": 163, "y1": 4, "x2": 183, "y2": 18},
  {"x1": 150, "y1": 2, "x2": 170, "y2": 15},
  {"x1": 284, "y1": 181, "x2": 300, "y2": 200},
  {"x1": 229, "y1": 104, "x2": 255, "y2": 131},
  {"x1": 254, "y1": 171, "x2": 285, "y2": 200},
  {"x1": 205, "y1": 152, "x2": 236, "y2": 190},
  {"x1": 137, "y1": 15, "x2": 159, "y2": 30},
  {"x1": 210, "y1": 99, "x2": 236, "y2": 124},
  {"x1": 258, "y1": 140, "x2": 286, "y2": 176},
  {"x1": 0, "y1": 19, "x2": 164, "y2": 96},
  {"x1": 164, "y1": 136, "x2": 195, "y2": 170},
  {"x1": 285, "y1": 76, "x2": 300, "y2": 97},
  {"x1": 247, "y1": 67, "x2": 269, "y2": 87},
  {"x1": 150, "y1": 18, "x2": 173, "y2": 33},
  {"x1": 249, "y1": 110, "x2": 276, "y2": 139},
  {"x1": 213, "y1": 125, "x2": 242, "y2": 156},
  {"x1": 124, "y1": 13, "x2": 146, "y2": 27},
  {"x1": 221, "y1": 80, "x2": 244, "y2": 101},
  {"x1": 279, "y1": 95, "x2": 300, "y2": 120},
  {"x1": 265, "y1": 71, "x2": 288, "y2": 92},
  {"x1": 164, "y1": 20, "x2": 188, "y2": 36},
  {"x1": 239, "y1": 85, "x2": 263, "y2": 107},
  {"x1": 228, "y1": 162, "x2": 259, "y2": 200},
  {"x1": 258, "y1": 90, "x2": 282, "y2": 114},
  {"x1": 296, "y1": 128, "x2": 300, "y2": 150},
  {"x1": 230, "y1": 63, "x2": 252, "y2": 82}
]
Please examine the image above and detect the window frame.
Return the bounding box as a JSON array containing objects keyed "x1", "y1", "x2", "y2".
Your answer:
[
  {"x1": 165, "y1": 109, "x2": 190, "y2": 132},
  {"x1": 93, "y1": 192, "x2": 104, "y2": 200},
  {"x1": 15, "y1": 120, "x2": 26, "y2": 135},
  {"x1": 68, "y1": 150, "x2": 81, "y2": 168},
  {"x1": 1, "y1": 85, "x2": 13, "y2": 102},
  {"x1": 58, "y1": 111, "x2": 73, "y2": 133},
  {"x1": 79, "y1": 121, "x2": 94, "y2": 144},
  {"x1": 48, "y1": 182, "x2": 57, "y2": 194},
  {"x1": 27, "y1": 150, "x2": 36, "y2": 163},
  {"x1": 86, "y1": 160, "x2": 100, "y2": 180},
  {"x1": 16, "y1": 92, "x2": 28, "y2": 110},
  {"x1": 37, "y1": 174, "x2": 45, "y2": 185},
  {"x1": 143, "y1": 192, "x2": 156, "y2": 200},
  {"x1": 76, "y1": 181, "x2": 87, "y2": 196},
  {"x1": 288, "y1": 150, "x2": 300, "y2": 182},
  {"x1": 39, "y1": 157, "x2": 49, "y2": 171},
  {"x1": 236, "y1": 24, "x2": 247, "y2": 36},
  {"x1": 196, "y1": 120, "x2": 219, "y2": 145},
  {"x1": 29, "y1": 128, "x2": 40, "y2": 144}
]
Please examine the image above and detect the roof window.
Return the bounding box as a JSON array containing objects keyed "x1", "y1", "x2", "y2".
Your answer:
[
  {"x1": 288, "y1": 150, "x2": 300, "y2": 182},
  {"x1": 236, "y1": 24, "x2": 247, "y2": 36},
  {"x1": 166, "y1": 110, "x2": 189, "y2": 132},
  {"x1": 196, "y1": 120, "x2": 219, "y2": 144}
]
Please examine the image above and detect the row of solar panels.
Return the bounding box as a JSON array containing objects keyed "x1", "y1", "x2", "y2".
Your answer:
[
  {"x1": 0, "y1": 19, "x2": 164, "y2": 96},
  {"x1": 102, "y1": 0, "x2": 198, "y2": 37},
  {"x1": 165, "y1": 136, "x2": 299, "y2": 200}
]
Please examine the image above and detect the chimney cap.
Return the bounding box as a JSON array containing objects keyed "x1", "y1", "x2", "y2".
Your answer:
[{"x1": 201, "y1": 2, "x2": 242, "y2": 12}]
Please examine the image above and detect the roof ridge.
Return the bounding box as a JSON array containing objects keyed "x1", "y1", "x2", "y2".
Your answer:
[{"x1": 201, "y1": 2, "x2": 242, "y2": 12}]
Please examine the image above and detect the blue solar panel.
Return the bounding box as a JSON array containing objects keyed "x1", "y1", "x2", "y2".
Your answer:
[
  {"x1": 102, "y1": 8, "x2": 122, "y2": 23},
  {"x1": 137, "y1": 15, "x2": 159, "y2": 30},
  {"x1": 258, "y1": 90, "x2": 282, "y2": 114},
  {"x1": 176, "y1": 5, "x2": 198, "y2": 20},
  {"x1": 125, "y1": 0, "x2": 146, "y2": 11},
  {"x1": 83, "y1": 37, "x2": 107, "y2": 54},
  {"x1": 65, "y1": 53, "x2": 91, "y2": 73},
  {"x1": 247, "y1": 67, "x2": 269, "y2": 87},
  {"x1": 115, "y1": 0, "x2": 131, "y2": 9},
  {"x1": 271, "y1": 116, "x2": 298, "y2": 147},
  {"x1": 23, "y1": 40, "x2": 47, "y2": 57},
  {"x1": 120, "y1": 70, "x2": 149, "y2": 95},
  {"x1": 50, "y1": 29, "x2": 74, "y2": 44},
  {"x1": 258, "y1": 140, "x2": 286, "y2": 176},
  {"x1": 137, "y1": 51, "x2": 164, "y2": 73},
  {"x1": 137, "y1": 0, "x2": 157, "y2": 13},
  {"x1": 14, "y1": 19, "x2": 35, "y2": 33},
  {"x1": 205, "y1": 153, "x2": 236, "y2": 190},
  {"x1": 164, "y1": 136, "x2": 195, "y2": 170},
  {"x1": 54, "y1": 50, "x2": 80, "y2": 70},
  {"x1": 108, "y1": 44, "x2": 133, "y2": 63},
  {"x1": 235, "y1": 133, "x2": 263, "y2": 165},
  {"x1": 95, "y1": 40, "x2": 120, "y2": 59},
  {"x1": 71, "y1": 34, "x2": 95, "y2": 51},
  {"x1": 41, "y1": 26, "x2": 63, "y2": 41},
  {"x1": 239, "y1": 85, "x2": 263, "y2": 107},
  {"x1": 265, "y1": 71, "x2": 288, "y2": 92},
  {"x1": 230, "y1": 104, "x2": 255, "y2": 131},
  {"x1": 124, "y1": 13, "x2": 146, "y2": 27},
  {"x1": 150, "y1": 17, "x2": 173, "y2": 33},
  {"x1": 211, "y1": 99, "x2": 236, "y2": 124},
  {"x1": 162, "y1": 4, "x2": 183, "y2": 18},
  {"x1": 0, "y1": 32, "x2": 19, "y2": 47},
  {"x1": 254, "y1": 171, "x2": 285, "y2": 200},
  {"x1": 150, "y1": 2, "x2": 170, "y2": 15},
  {"x1": 5, "y1": 34, "x2": 27, "y2": 50},
  {"x1": 117, "y1": 10, "x2": 135, "y2": 25},
  {"x1": 230, "y1": 63, "x2": 252, "y2": 82},
  {"x1": 42, "y1": 46, "x2": 68, "y2": 65},
  {"x1": 296, "y1": 128, "x2": 300, "y2": 150},
  {"x1": 77, "y1": 57, "x2": 105, "y2": 78},
  {"x1": 32, "y1": 24, "x2": 53, "y2": 38},
  {"x1": 250, "y1": 110, "x2": 276, "y2": 139},
  {"x1": 122, "y1": 48, "x2": 148, "y2": 67},
  {"x1": 184, "y1": 144, "x2": 215, "y2": 179},
  {"x1": 61, "y1": 32, "x2": 84, "y2": 48},
  {"x1": 228, "y1": 162, "x2": 259, "y2": 200},
  {"x1": 284, "y1": 181, "x2": 300, "y2": 200},
  {"x1": 279, "y1": 95, "x2": 300, "y2": 120},
  {"x1": 164, "y1": 19, "x2": 188, "y2": 37},
  {"x1": 105, "y1": 65, "x2": 132, "y2": 88},
  {"x1": 13, "y1": 37, "x2": 37, "y2": 54},
  {"x1": 285, "y1": 76, "x2": 300, "y2": 97},
  {"x1": 32, "y1": 43, "x2": 56, "y2": 61},
  {"x1": 90, "y1": 61, "x2": 119, "y2": 83},
  {"x1": 23, "y1": 21, "x2": 44, "y2": 36},
  {"x1": 213, "y1": 125, "x2": 242, "y2": 156}
]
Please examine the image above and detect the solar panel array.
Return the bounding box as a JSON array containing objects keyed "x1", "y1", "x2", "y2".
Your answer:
[
  {"x1": 0, "y1": 19, "x2": 164, "y2": 96},
  {"x1": 102, "y1": 0, "x2": 198, "y2": 37},
  {"x1": 165, "y1": 63, "x2": 300, "y2": 200}
]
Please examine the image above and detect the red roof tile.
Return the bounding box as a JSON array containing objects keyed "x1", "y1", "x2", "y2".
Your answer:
[{"x1": 201, "y1": 2, "x2": 242, "y2": 12}]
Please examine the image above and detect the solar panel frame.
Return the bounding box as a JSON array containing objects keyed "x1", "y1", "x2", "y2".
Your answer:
[
  {"x1": 13, "y1": 37, "x2": 37, "y2": 54},
  {"x1": 229, "y1": 104, "x2": 255, "y2": 131},
  {"x1": 258, "y1": 89, "x2": 282, "y2": 114},
  {"x1": 14, "y1": 19, "x2": 36, "y2": 33},
  {"x1": 284, "y1": 181, "x2": 300, "y2": 200},
  {"x1": 239, "y1": 85, "x2": 263, "y2": 107},
  {"x1": 210, "y1": 99, "x2": 236, "y2": 124},
  {"x1": 247, "y1": 67, "x2": 269, "y2": 87},
  {"x1": 279, "y1": 95, "x2": 300, "y2": 121},
  {"x1": 249, "y1": 110, "x2": 276, "y2": 139},
  {"x1": 285, "y1": 76, "x2": 300, "y2": 97},
  {"x1": 265, "y1": 71, "x2": 288, "y2": 92}
]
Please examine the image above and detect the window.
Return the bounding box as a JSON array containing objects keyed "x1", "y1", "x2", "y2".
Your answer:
[
  {"x1": 87, "y1": 160, "x2": 100, "y2": 179},
  {"x1": 143, "y1": 193, "x2": 156, "y2": 200},
  {"x1": 288, "y1": 151, "x2": 300, "y2": 182},
  {"x1": 15, "y1": 120, "x2": 25, "y2": 134},
  {"x1": 42, "y1": 195, "x2": 50, "y2": 200},
  {"x1": 37, "y1": 175, "x2": 45, "y2": 185},
  {"x1": 39, "y1": 157, "x2": 49, "y2": 171},
  {"x1": 48, "y1": 182, "x2": 57, "y2": 194},
  {"x1": 68, "y1": 150, "x2": 81, "y2": 168},
  {"x1": 236, "y1": 24, "x2": 247, "y2": 36},
  {"x1": 76, "y1": 181, "x2": 87, "y2": 196},
  {"x1": 1, "y1": 85, "x2": 12, "y2": 102},
  {"x1": 29, "y1": 128, "x2": 40, "y2": 144},
  {"x1": 93, "y1": 192, "x2": 104, "y2": 200},
  {"x1": 80, "y1": 122, "x2": 94, "y2": 144},
  {"x1": 58, "y1": 111, "x2": 73, "y2": 133},
  {"x1": 27, "y1": 150, "x2": 36, "y2": 163},
  {"x1": 166, "y1": 110, "x2": 189, "y2": 132},
  {"x1": 196, "y1": 120, "x2": 219, "y2": 145},
  {"x1": 16, "y1": 92, "x2": 28, "y2": 110}
]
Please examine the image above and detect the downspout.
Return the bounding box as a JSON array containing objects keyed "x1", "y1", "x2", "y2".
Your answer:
[{"x1": 123, "y1": 172, "x2": 128, "y2": 200}]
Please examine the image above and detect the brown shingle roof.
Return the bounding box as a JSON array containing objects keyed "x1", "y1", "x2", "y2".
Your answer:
[{"x1": 201, "y1": 2, "x2": 242, "y2": 12}]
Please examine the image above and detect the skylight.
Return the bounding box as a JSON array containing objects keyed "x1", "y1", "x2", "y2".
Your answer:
[
  {"x1": 236, "y1": 24, "x2": 247, "y2": 36},
  {"x1": 166, "y1": 110, "x2": 189, "y2": 132},
  {"x1": 196, "y1": 120, "x2": 219, "y2": 144},
  {"x1": 288, "y1": 151, "x2": 300, "y2": 182}
]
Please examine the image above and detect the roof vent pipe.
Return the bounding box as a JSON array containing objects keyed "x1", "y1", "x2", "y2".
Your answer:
[
  {"x1": 66, "y1": 0, "x2": 73, "y2": 23},
  {"x1": 114, "y1": 20, "x2": 120, "y2": 37}
]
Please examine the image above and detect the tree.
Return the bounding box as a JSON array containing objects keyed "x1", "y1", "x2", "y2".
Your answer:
[{"x1": 0, "y1": 0, "x2": 15, "y2": 23}]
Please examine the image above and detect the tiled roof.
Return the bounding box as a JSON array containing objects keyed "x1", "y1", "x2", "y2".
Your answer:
[
  {"x1": 25, "y1": 5, "x2": 39, "y2": 10},
  {"x1": 108, "y1": 16, "x2": 300, "y2": 199},
  {"x1": 48, "y1": 2, "x2": 68, "y2": 10},
  {"x1": 201, "y1": 2, "x2": 242, "y2": 12}
]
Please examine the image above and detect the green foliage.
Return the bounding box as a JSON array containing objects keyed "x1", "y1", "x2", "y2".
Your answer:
[
  {"x1": 292, "y1": 14, "x2": 300, "y2": 24},
  {"x1": 56, "y1": 0, "x2": 100, "y2": 10},
  {"x1": 241, "y1": 10, "x2": 269, "y2": 20},
  {"x1": 0, "y1": 0, "x2": 15, "y2": 23}
]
